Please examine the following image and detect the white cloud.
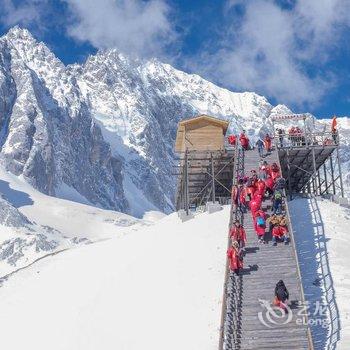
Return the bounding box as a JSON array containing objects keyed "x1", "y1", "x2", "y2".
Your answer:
[
  {"x1": 63, "y1": 0, "x2": 175, "y2": 58},
  {"x1": 0, "y1": 0, "x2": 47, "y2": 27},
  {"x1": 196, "y1": 0, "x2": 350, "y2": 108}
]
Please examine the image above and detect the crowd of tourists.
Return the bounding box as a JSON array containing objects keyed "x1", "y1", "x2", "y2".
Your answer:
[
  {"x1": 226, "y1": 135, "x2": 290, "y2": 309},
  {"x1": 228, "y1": 130, "x2": 273, "y2": 157}
]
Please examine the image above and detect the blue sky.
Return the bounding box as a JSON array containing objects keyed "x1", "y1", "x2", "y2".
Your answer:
[{"x1": 1, "y1": 0, "x2": 350, "y2": 119}]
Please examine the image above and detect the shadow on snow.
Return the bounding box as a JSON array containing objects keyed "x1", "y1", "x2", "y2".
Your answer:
[{"x1": 290, "y1": 196, "x2": 341, "y2": 350}]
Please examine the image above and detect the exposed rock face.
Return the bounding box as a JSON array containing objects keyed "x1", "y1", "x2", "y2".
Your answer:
[
  {"x1": 0, "y1": 27, "x2": 127, "y2": 212},
  {"x1": 0, "y1": 27, "x2": 349, "y2": 216}
]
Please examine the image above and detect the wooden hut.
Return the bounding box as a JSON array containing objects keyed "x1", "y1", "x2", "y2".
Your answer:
[{"x1": 175, "y1": 115, "x2": 229, "y2": 152}]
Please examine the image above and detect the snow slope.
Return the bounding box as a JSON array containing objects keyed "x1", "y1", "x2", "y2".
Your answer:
[
  {"x1": 290, "y1": 197, "x2": 350, "y2": 349},
  {"x1": 0, "y1": 167, "x2": 146, "y2": 277},
  {"x1": 0, "y1": 206, "x2": 229, "y2": 350}
]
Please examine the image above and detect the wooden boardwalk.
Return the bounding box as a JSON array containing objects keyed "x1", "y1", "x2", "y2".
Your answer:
[{"x1": 235, "y1": 148, "x2": 311, "y2": 349}]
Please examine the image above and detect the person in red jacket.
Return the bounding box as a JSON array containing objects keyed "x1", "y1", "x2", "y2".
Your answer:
[
  {"x1": 245, "y1": 184, "x2": 255, "y2": 202},
  {"x1": 254, "y1": 210, "x2": 267, "y2": 243},
  {"x1": 230, "y1": 220, "x2": 247, "y2": 248},
  {"x1": 249, "y1": 196, "x2": 261, "y2": 216},
  {"x1": 239, "y1": 131, "x2": 250, "y2": 150},
  {"x1": 227, "y1": 241, "x2": 243, "y2": 275},
  {"x1": 228, "y1": 134, "x2": 237, "y2": 146},
  {"x1": 272, "y1": 224, "x2": 289, "y2": 246},
  {"x1": 256, "y1": 178, "x2": 266, "y2": 196},
  {"x1": 264, "y1": 134, "x2": 272, "y2": 152},
  {"x1": 252, "y1": 209, "x2": 267, "y2": 243}
]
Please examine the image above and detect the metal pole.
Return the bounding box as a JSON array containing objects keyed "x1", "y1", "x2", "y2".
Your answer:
[
  {"x1": 311, "y1": 147, "x2": 318, "y2": 195},
  {"x1": 323, "y1": 163, "x2": 329, "y2": 194},
  {"x1": 317, "y1": 169, "x2": 322, "y2": 195},
  {"x1": 329, "y1": 153, "x2": 336, "y2": 195},
  {"x1": 336, "y1": 146, "x2": 345, "y2": 198},
  {"x1": 287, "y1": 149, "x2": 292, "y2": 200},
  {"x1": 211, "y1": 152, "x2": 216, "y2": 203}
]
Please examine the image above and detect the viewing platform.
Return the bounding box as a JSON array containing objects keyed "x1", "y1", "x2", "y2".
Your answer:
[{"x1": 272, "y1": 114, "x2": 344, "y2": 199}]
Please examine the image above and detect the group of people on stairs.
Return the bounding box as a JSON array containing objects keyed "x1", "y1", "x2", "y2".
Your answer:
[
  {"x1": 227, "y1": 130, "x2": 273, "y2": 155},
  {"x1": 226, "y1": 136, "x2": 290, "y2": 310}
]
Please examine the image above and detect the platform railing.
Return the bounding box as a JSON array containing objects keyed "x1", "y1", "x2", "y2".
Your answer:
[{"x1": 274, "y1": 131, "x2": 339, "y2": 149}]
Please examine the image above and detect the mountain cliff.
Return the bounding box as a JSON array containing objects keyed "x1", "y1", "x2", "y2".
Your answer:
[{"x1": 0, "y1": 27, "x2": 348, "y2": 216}]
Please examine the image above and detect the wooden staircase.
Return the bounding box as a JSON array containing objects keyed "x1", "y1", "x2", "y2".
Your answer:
[{"x1": 222, "y1": 147, "x2": 313, "y2": 350}]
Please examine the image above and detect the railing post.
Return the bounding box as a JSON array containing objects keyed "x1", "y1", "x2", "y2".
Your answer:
[
  {"x1": 211, "y1": 152, "x2": 216, "y2": 203},
  {"x1": 184, "y1": 149, "x2": 189, "y2": 215}
]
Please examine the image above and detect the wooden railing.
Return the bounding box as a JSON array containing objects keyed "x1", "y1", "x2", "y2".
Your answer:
[{"x1": 218, "y1": 145, "x2": 244, "y2": 350}]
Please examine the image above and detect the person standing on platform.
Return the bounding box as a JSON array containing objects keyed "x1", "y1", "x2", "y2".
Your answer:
[
  {"x1": 331, "y1": 116, "x2": 337, "y2": 144},
  {"x1": 278, "y1": 128, "x2": 284, "y2": 147}
]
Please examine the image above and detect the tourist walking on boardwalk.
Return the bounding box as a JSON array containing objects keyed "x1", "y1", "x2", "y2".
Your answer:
[
  {"x1": 227, "y1": 241, "x2": 243, "y2": 275},
  {"x1": 259, "y1": 161, "x2": 270, "y2": 180},
  {"x1": 256, "y1": 138, "x2": 264, "y2": 157},
  {"x1": 278, "y1": 128, "x2": 284, "y2": 147},
  {"x1": 274, "y1": 280, "x2": 289, "y2": 311},
  {"x1": 264, "y1": 134, "x2": 272, "y2": 153},
  {"x1": 256, "y1": 178, "x2": 266, "y2": 197},
  {"x1": 230, "y1": 220, "x2": 247, "y2": 248},
  {"x1": 272, "y1": 190, "x2": 283, "y2": 215},
  {"x1": 228, "y1": 134, "x2": 236, "y2": 146},
  {"x1": 254, "y1": 210, "x2": 267, "y2": 244},
  {"x1": 239, "y1": 130, "x2": 250, "y2": 150},
  {"x1": 232, "y1": 181, "x2": 247, "y2": 213}
]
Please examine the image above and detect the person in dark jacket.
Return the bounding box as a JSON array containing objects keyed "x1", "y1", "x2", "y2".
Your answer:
[
  {"x1": 278, "y1": 128, "x2": 284, "y2": 147},
  {"x1": 274, "y1": 176, "x2": 286, "y2": 191},
  {"x1": 274, "y1": 280, "x2": 289, "y2": 310},
  {"x1": 256, "y1": 138, "x2": 264, "y2": 157},
  {"x1": 272, "y1": 190, "x2": 283, "y2": 215}
]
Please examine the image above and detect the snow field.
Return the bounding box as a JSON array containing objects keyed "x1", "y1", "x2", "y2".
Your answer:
[{"x1": 0, "y1": 206, "x2": 229, "y2": 350}]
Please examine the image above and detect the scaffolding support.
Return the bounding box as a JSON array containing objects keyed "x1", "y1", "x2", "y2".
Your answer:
[
  {"x1": 336, "y1": 147, "x2": 345, "y2": 198},
  {"x1": 323, "y1": 163, "x2": 328, "y2": 194},
  {"x1": 184, "y1": 149, "x2": 189, "y2": 215},
  {"x1": 329, "y1": 154, "x2": 336, "y2": 195},
  {"x1": 311, "y1": 147, "x2": 318, "y2": 196},
  {"x1": 286, "y1": 149, "x2": 292, "y2": 200}
]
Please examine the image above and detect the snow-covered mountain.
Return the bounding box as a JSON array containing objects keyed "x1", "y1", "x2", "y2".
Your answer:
[{"x1": 0, "y1": 26, "x2": 349, "y2": 216}]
